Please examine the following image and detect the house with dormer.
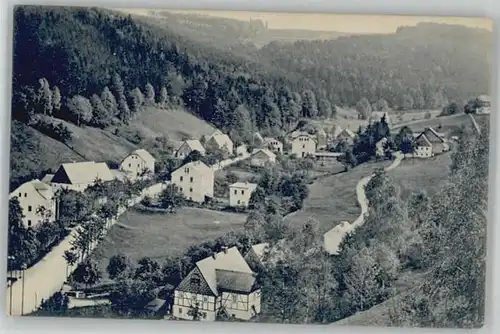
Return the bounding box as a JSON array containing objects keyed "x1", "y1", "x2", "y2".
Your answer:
[{"x1": 172, "y1": 246, "x2": 261, "y2": 321}]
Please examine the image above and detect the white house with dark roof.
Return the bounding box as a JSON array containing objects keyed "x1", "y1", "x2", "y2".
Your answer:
[
  {"x1": 171, "y1": 161, "x2": 214, "y2": 203},
  {"x1": 175, "y1": 140, "x2": 206, "y2": 160},
  {"x1": 229, "y1": 182, "x2": 257, "y2": 208},
  {"x1": 290, "y1": 132, "x2": 317, "y2": 157},
  {"x1": 205, "y1": 131, "x2": 234, "y2": 156},
  {"x1": 263, "y1": 137, "x2": 283, "y2": 153},
  {"x1": 120, "y1": 149, "x2": 156, "y2": 180},
  {"x1": 9, "y1": 179, "x2": 57, "y2": 228},
  {"x1": 250, "y1": 148, "x2": 276, "y2": 167},
  {"x1": 414, "y1": 127, "x2": 449, "y2": 158},
  {"x1": 172, "y1": 246, "x2": 261, "y2": 321},
  {"x1": 476, "y1": 94, "x2": 491, "y2": 114},
  {"x1": 50, "y1": 161, "x2": 114, "y2": 192}
]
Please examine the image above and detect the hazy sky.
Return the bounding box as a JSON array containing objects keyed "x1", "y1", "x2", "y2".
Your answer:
[{"x1": 118, "y1": 8, "x2": 493, "y2": 34}]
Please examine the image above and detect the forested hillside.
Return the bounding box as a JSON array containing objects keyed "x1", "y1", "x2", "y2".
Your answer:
[
  {"x1": 12, "y1": 5, "x2": 315, "y2": 139},
  {"x1": 255, "y1": 22, "x2": 492, "y2": 109}
]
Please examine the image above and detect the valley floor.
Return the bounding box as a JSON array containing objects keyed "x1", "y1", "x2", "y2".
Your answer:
[{"x1": 90, "y1": 207, "x2": 248, "y2": 280}]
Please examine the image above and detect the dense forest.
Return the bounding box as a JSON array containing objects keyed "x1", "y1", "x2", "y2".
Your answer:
[
  {"x1": 255, "y1": 22, "x2": 492, "y2": 109},
  {"x1": 11, "y1": 6, "x2": 316, "y2": 137}
]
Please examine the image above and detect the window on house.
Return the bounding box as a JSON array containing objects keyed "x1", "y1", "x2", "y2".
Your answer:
[
  {"x1": 191, "y1": 273, "x2": 201, "y2": 286},
  {"x1": 18, "y1": 192, "x2": 21, "y2": 197},
  {"x1": 234, "y1": 189, "x2": 237, "y2": 195},
  {"x1": 185, "y1": 168, "x2": 190, "y2": 173},
  {"x1": 179, "y1": 308, "x2": 182, "y2": 314},
  {"x1": 232, "y1": 294, "x2": 238, "y2": 302},
  {"x1": 180, "y1": 187, "x2": 183, "y2": 192},
  {"x1": 190, "y1": 188, "x2": 193, "y2": 192},
  {"x1": 190, "y1": 177, "x2": 193, "y2": 182},
  {"x1": 203, "y1": 312, "x2": 207, "y2": 319},
  {"x1": 302, "y1": 144, "x2": 305, "y2": 149},
  {"x1": 129, "y1": 163, "x2": 131, "y2": 167},
  {"x1": 203, "y1": 296, "x2": 208, "y2": 302},
  {"x1": 24, "y1": 193, "x2": 27, "y2": 197},
  {"x1": 180, "y1": 176, "x2": 183, "y2": 182},
  {"x1": 28, "y1": 205, "x2": 32, "y2": 212},
  {"x1": 28, "y1": 220, "x2": 31, "y2": 227},
  {"x1": 237, "y1": 200, "x2": 240, "y2": 205}
]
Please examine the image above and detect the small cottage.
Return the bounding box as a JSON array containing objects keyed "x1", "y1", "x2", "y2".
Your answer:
[
  {"x1": 51, "y1": 161, "x2": 114, "y2": 192},
  {"x1": 229, "y1": 182, "x2": 257, "y2": 208},
  {"x1": 120, "y1": 149, "x2": 156, "y2": 180},
  {"x1": 175, "y1": 140, "x2": 206, "y2": 160},
  {"x1": 250, "y1": 149, "x2": 276, "y2": 167}
]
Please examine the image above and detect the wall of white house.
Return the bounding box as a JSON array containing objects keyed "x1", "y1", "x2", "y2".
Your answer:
[
  {"x1": 120, "y1": 154, "x2": 154, "y2": 180},
  {"x1": 11, "y1": 184, "x2": 56, "y2": 228},
  {"x1": 291, "y1": 137, "x2": 316, "y2": 157},
  {"x1": 172, "y1": 166, "x2": 214, "y2": 203},
  {"x1": 173, "y1": 290, "x2": 216, "y2": 321},
  {"x1": 229, "y1": 187, "x2": 254, "y2": 207}
]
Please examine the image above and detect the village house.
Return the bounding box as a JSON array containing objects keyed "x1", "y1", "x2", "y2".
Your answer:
[
  {"x1": 335, "y1": 128, "x2": 356, "y2": 144},
  {"x1": 229, "y1": 182, "x2": 257, "y2": 208},
  {"x1": 50, "y1": 161, "x2": 114, "y2": 192},
  {"x1": 9, "y1": 179, "x2": 57, "y2": 228},
  {"x1": 244, "y1": 243, "x2": 270, "y2": 273},
  {"x1": 263, "y1": 137, "x2": 283, "y2": 153},
  {"x1": 324, "y1": 221, "x2": 352, "y2": 255},
  {"x1": 414, "y1": 127, "x2": 450, "y2": 158},
  {"x1": 205, "y1": 131, "x2": 234, "y2": 156},
  {"x1": 250, "y1": 148, "x2": 277, "y2": 167},
  {"x1": 172, "y1": 246, "x2": 261, "y2": 321},
  {"x1": 175, "y1": 140, "x2": 206, "y2": 160},
  {"x1": 290, "y1": 132, "x2": 317, "y2": 158},
  {"x1": 476, "y1": 94, "x2": 491, "y2": 114},
  {"x1": 171, "y1": 161, "x2": 214, "y2": 203},
  {"x1": 120, "y1": 149, "x2": 156, "y2": 180}
]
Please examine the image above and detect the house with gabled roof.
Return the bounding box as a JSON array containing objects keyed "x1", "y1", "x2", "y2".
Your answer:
[
  {"x1": 171, "y1": 161, "x2": 214, "y2": 203},
  {"x1": 175, "y1": 140, "x2": 206, "y2": 160},
  {"x1": 9, "y1": 179, "x2": 57, "y2": 228},
  {"x1": 229, "y1": 182, "x2": 257, "y2": 208},
  {"x1": 263, "y1": 137, "x2": 283, "y2": 153},
  {"x1": 120, "y1": 149, "x2": 156, "y2": 180},
  {"x1": 205, "y1": 131, "x2": 234, "y2": 156},
  {"x1": 290, "y1": 132, "x2": 317, "y2": 158},
  {"x1": 250, "y1": 148, "x2": 276, "y2": 167},
  {"x1": 172, "y1": 246, "x2": 261, "y2": 321},
  {"x1": 414, "y1": 127, "x2": 449, "y2": 157},
  {"x1": 336, "y1": 128, "x2": 356, "y2": 144},
  {"x1": 51, "y1": 161, "x2": 114, "y2": 192}
]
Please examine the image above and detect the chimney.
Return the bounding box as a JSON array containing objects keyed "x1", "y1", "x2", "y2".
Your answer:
[{"x1": 222, "y1": 246, "x2": 228, "y2": 254}]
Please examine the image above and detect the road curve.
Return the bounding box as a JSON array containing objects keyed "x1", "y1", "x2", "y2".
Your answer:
[{"x1": 324, "y1": 152, "x2": 404, "y2": 254}]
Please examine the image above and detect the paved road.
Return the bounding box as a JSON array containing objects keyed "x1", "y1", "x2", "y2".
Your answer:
[
  {"x1": 324, "y1": 152, "x2": 404, "y2": 254},
  {"x1": 5, "y1": 183, "x2": 166, "y2": 316},
  {"x1": 468, "y1": 114, "x2": 481, "y2": 134}
]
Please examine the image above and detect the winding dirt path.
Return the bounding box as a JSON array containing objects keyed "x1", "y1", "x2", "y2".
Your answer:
[{"x1": 324, "y1": 152, "x2": 404, "y2": 254}]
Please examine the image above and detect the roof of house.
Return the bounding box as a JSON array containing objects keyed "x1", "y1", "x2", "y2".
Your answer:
[
  {"x1": 10, "y1": 179, "x2": 54, "y2": 201},
  {"x1": 248, "y1": 243, "x2": 270, "y2": 261},
  {"x1": 53, "y1": 161, "x2": 114, "y2": 185},
  {"x1": 41, "y1": 174, "x2": 54, "y2": 184},
  {"x1": 339, "y1": 128, "x2": 356, "y2": 138},
  {"x1": 132, "y1": 149, "x2": 156, "y2": 163},
  {"x1": 251, "y1": 148, "x2": 276, "y2": 160},
  {"x1": 144, "y1": 298, "x2": 167, "y2": 312},
  {"x1": 181, "y1": 139, "x2": 206, "y2": 153},
  {"x1": 290, "y1": 131, "x2": 316, "y2": 140},
  {"x1": 173, "y1": 160, "x2": 211, "y2": 174},
  {"x1": 422, "y1": 127, "x2": 445, "y2": 143},
  {"x1": 415, "y1": 133, "x2": 433, "y2": 147},
  {"x1": 324, "y1": 221, "x2": 352, "y2": 254},
  {"x1": 215, "y1": 269, "x2": 257, "y2": 293},
  {"x1": 230, "y1": 182, "x2": 258, "y2": 190},
  {"x1": 209, "y1": 133, "x2": 233, "y2": 148},
  {"x1": 195, "y1": 246, "x2": 254, "y2": 295}
]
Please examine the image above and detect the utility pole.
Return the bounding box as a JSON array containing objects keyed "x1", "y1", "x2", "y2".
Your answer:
[
  {"x1": 7, "y1": 255, "x2": 15, "y2": 316},
  {"x1": 21, "y1": 263, "x2": 27, "y2": 315}
]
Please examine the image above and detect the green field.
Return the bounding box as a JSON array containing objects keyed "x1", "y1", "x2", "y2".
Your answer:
[
  {"x1": 91, "y1": 207, "x2": 247, "y2": 278},
  {"x1": 123, "y1": 106, "x2": 217, "y2": 147},
  {"x1": 284, "y1": 160, "x2": 392, "y2": 233},
  {"x1": 391, "y1": 113, "x2": 474, "y2": 135},
  {"x1": 391, "y1": 153, "x2": 452, "y2": 200}
]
